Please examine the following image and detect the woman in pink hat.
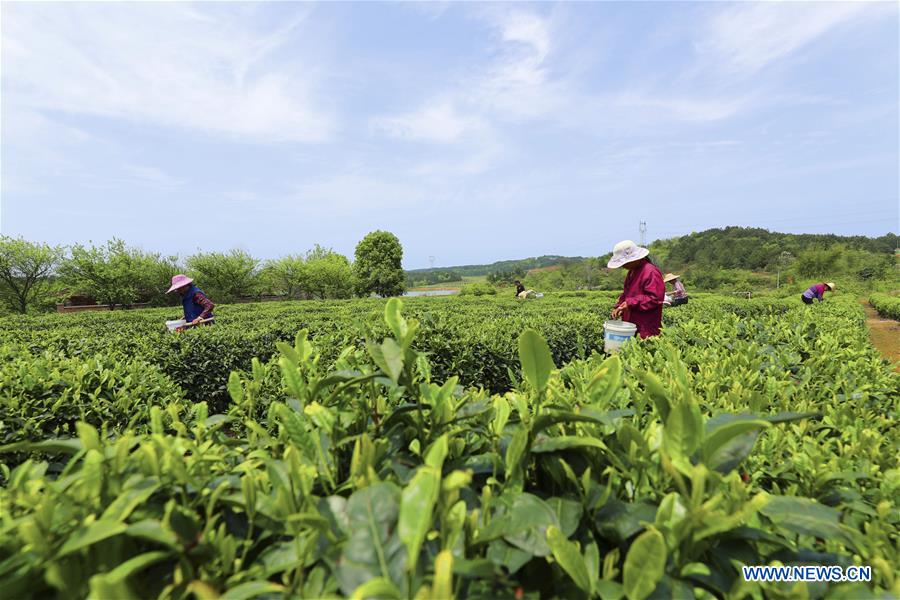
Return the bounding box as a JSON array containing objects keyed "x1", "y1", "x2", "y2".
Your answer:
[
  {"x1": 607, "y1": 240, "x2": 665, "y2": 338},
  {"x1": 166, "y1": 274, "x2": 215, "y2": 325}
]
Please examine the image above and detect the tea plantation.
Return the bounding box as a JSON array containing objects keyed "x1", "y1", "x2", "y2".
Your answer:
[{"x1": 0, "y1": 294, "x2": 897, "y2": 599}]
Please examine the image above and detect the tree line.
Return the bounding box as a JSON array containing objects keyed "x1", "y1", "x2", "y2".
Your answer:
[{"x1": 0, "y1": 231, "x2": 406, "y2": 314}]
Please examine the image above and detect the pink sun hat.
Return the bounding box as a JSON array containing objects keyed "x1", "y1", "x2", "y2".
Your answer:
[{"x1": 166, "y1": 274, "x2": 193, "y2": 294}]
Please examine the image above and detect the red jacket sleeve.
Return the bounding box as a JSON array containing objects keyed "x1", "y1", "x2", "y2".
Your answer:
[
  {"x1": 193, "y1": 292, "x2": 215, "y2": 319},
  {"x1": 627, "y1": 266, "x2": 665, "y2": 311}
]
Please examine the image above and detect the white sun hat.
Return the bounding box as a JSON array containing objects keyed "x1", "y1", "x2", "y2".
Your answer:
[{"x1": 607, "y1": 240, "x2": 650, "y2": 269}]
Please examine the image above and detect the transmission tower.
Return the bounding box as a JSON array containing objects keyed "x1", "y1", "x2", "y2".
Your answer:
[
  {"x1": 429, "y1": 256, "x2": 435, "y2": 270},
  {"x1": 639, "y1": 221, "x2": 647, "y2": 246}
]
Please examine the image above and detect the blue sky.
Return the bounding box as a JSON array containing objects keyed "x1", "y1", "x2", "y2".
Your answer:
[{"x1": 2, "y1": 1, "x2": 898, "y2": 269}]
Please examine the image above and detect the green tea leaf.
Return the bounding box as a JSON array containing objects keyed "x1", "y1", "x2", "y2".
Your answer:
[
  {"x1": 220, "y1": 581, "x2": 286, "y2": 600},
  {"x1": 702, "y1": 419, "x2": 769, "y2": 466},
  {"x1": 623, "y1": 528, "x2": 666, "y2": 600},
  {"x1": 399, "y1": 466, "x2": 441, "y2": 572},
  {"x1": 760, "y1": 496, "x2": 861, "y2": 551},
  {"x1": 518, "y1": 329, "x2": 554, "y2": 393},
  {"x1": 337, "y1": 483, "x2": 406, "y2": 596},
  {"x1": 662, "y1": 401, "x2": 702, "y2": 472},
  {"x1": 638, "y1": 371, "x2": 670, "y2": 422},
  {"x1": 58, "y1": 520, "x2": 128, "y2": 557},
  {"x1": 547, "y1": 525, "x2": 592, "y2": 594},
  {"x1": 432, "y1": 550, "x2": 454, "y2": 599},
  {"x1": 351, "y1": 578, "x2": 402, "y2": 600},
  {"x1": 384, "y1": 298, "x2": 408, "y2": 341},
  {"x1": 532, "y1": 435, "x2": 607, "y2": 454}
]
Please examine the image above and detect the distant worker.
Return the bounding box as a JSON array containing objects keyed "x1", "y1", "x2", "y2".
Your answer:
[
  {"x1": 167, "y1": 274, "x2": 215, "y2": 325},
  {"x1": 663, "y1": 273, "x2": 689, "y2": 306},
  {"x1": 514, "y1": 280, "x2": 526, "y2": 297},
  {"x1": 801, "y1": 281, "x2": 835, "y2": 304},
  {"x1": 608, "y1": 240, "x2": 665, "y2": 338}
]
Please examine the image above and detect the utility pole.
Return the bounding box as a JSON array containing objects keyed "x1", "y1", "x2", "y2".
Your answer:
[
  {"x1": 776, "y1": 251, "x2": 793, "y2": 289},
  {"x1": 639, "y1": 221, "x2": 647, "y2": 247}
]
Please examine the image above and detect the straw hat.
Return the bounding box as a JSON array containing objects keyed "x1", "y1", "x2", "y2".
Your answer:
[
  {"x1": 166, "y1": 274, "x2": 193, "y2": 294},
  {"x1": 607, "y1": 240, "x2": 649, "y2": 269},
  {"x1": 825, "y1": 282, "x2": 835, "y2": 291},
  {"x1": 663, "y1": 273, "x2": 680, "y2": 283}
]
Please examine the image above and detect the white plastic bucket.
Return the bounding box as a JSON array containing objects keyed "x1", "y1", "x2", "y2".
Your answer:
[
  {"x1": 166, "y1": 319, "x2": 187, "y2": 332},
  {"x1": 604, "y1": 320, "x2": 637, "y2": 353}
]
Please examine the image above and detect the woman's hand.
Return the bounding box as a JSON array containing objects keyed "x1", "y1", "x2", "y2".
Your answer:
[
  {"x1": 611, "y1": 301, "x2": 628, "y2": 318},
  {"x1": 191, "y1": 317, "x2": 202, "y2": 325}
]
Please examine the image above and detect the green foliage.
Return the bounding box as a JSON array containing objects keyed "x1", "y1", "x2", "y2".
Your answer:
[
  {"x1": 58, "y1": 239, "x2": 178, "y2": 307},
  {"x1": 658, "y1": 227, "x2": 898, "y2": 271},
  {"x1": 262, "y1": 247, "x2": 354, "y2": 300},
  {"x1": 870, "y1": 293, "x2": 900, "y2": 320},
  {"x1": 353, "y1": 231, "x2": 405, "y2": 297},
  {"x1": 186, "y1": 249, "x2": 259, "y2": 303},
  {"x1": 303, "y1": 246, "x2": 354, "y2": 300},
  {"x1": 260, "y1": 254, "x2": 306, "y2": 298},
  {"x1": 0, "y1": 296, "x2": 896, "y2": 598},
  {"x1": 487, "y1": 268, "x2": 526, "y2": 285},
  {"x1": 524, "y1": 258, "x2": 626, "y2": 292},
  {"x1": 407, "y1": 255, "x2": 579, "y2": 279},
  {"x1": 457, "y1": 282, "x2": 497, "y2": 296},
  {"x1": 406, "y1": 269, "x2": 463, "y2": 287},
  {"x1": 0, "y1": 347, "x2": 184, "y2": 448},
  {"x1": 0, "y1": 236, "x2": 64, "y2": 314}
]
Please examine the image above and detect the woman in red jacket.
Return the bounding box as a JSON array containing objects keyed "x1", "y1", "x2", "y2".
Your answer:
[{"x1": 607, "y1": 240, "x2": 666, "y2": 338}]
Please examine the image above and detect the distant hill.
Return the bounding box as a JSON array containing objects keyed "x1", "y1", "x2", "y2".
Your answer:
[
  {"x1": 406, "y1": 228, "x2": 898, "y2": 291},
  {"x1": 647, "y1": 227, "x2": 898, "y2": 271},
  {"x1": 406, "y1": 255, "x2": 585, "y2": 278}
]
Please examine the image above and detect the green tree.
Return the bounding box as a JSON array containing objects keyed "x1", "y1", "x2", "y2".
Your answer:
[
  {"x1": 0, "y1": 236, "x2": 65, "y2": 313},
  {"x1": 186, "y1": 249, "x2": 259, "y2": 303},
  {"x1": 262, "y1": 255, "x2": 307, "y2": 299},
  {"x1": 305, "y1": 246, "x2": 354, "y2": 299},
  {"x1": 353, "y1": 231, "x2": 405, "y2": 297},
  {"x1": 59, "y1": 239, "x2": 176, "y2": 308},
  {"x1": 794, "y1": 245, "x2": 847, "y2": 278}
]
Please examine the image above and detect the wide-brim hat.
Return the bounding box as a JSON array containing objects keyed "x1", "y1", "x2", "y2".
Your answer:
[
  {"x1": 607, "y1": 240, "x2": 650, "y2": 269},
  {"x1": 825, "y1": 282, "x2": 835, "y2": 291},
  {"x1": 663, "y1": 273, "x2": 680, "y2": 283},
  {"x1": 166, "y1": 274, "x2": 193, "y2": 293}
]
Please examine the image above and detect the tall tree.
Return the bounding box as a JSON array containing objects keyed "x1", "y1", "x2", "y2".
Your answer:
[
  {"x1": 58, "y1": 239, "x2": 173, "y2": 308},
  {"x1": 262, "y1": 255, "x2": 307, "y2": 299},
  {"x1": 305, "y1": 246, "x2": 354, "y2": 299},
  {"x1": 0, "y1": 236, "x2": 64, "y2": 314},
  {"x1": 186, "y1": 249, "x2": 259, "y2": 303},
  {"x1": 353, "y1": 231, "x2": 405, "y2": 297}
]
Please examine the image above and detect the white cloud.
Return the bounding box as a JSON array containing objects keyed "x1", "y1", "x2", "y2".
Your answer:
[
  {"x1": 121, "y1": 164, "x2": 185, "y2": 189},
  {"x1": 372, "y1": 102, "x2": 487, "y2": 143},
  {"x1": 698, "y1": 2, "x2": 879, "y2": 75},
  {"x1": 2, "y1": 3, "x2": 334, "y2": 142}
]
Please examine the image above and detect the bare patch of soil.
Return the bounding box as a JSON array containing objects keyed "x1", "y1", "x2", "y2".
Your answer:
[{"x1": 862, "y1": 302, "x2": 900, "y2": 371}]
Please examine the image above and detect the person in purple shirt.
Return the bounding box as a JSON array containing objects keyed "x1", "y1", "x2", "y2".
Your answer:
[{"x1": 801, "y1": 282, "x2": 835, "y2": 304}]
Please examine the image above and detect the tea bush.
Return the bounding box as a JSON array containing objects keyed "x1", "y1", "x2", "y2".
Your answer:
[
  {"x1": 869, "y1": 293, "x2": 900, "y2": 320},
  {"x1": 0, "y1": 295, "x2": 897, "y2": 598}
]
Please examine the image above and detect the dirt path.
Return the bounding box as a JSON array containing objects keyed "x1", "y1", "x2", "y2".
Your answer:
[{"x1": 862, "y1": 302, "x2": 900, "y2": 371}]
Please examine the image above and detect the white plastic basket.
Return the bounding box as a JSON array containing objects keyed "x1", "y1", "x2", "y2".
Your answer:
[{"x1": 165, "y1": 319, "x2": 187, "y2": 332}]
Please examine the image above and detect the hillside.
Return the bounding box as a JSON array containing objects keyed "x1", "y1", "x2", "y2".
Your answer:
[
  {"x1": 407, "y1": 255, "x2": 584, "y2": 277},
  {"x1": 408, "y1": 227, "x2": 898, "y2": 292}
]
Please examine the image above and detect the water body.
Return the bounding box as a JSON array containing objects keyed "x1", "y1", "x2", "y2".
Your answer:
[{"x1": 403, "y1": 289, "x2": 459, "y2": 297}]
